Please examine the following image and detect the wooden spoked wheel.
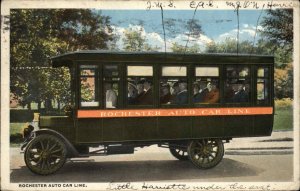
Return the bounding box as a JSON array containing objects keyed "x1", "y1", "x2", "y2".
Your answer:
[
  {"x1": 24, "y1": 134, "x2": 67, "y2": 175},
  {"x1": 187, "y1": 139, "x2": 224, "y2": 169}
]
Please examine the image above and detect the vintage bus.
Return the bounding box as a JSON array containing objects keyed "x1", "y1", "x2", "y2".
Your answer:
[{"x1": 21, "y1": 50, "x2": 274, "y2": 175}]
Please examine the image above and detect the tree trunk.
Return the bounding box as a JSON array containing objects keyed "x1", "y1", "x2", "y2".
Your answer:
[
  {"x1": 45, "y1": 99, "x2": 53, "y2": 110},
  {"x1": 38, "y1": 101, "x2": 41, "y2": 111},
  {"x1": 57, "y1": 99, "x2": 61, "y2": 110},
  {"x1": 27, "y1": 102, "x2": 31, "y2": 110}
]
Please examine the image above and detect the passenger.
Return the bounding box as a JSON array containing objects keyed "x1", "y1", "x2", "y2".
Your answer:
[
  {"x1": 232, "y1": 84, "x2": 249, "y2": 102},
  {"x1": 160, "y1": 83, "x2": 171, "y2": 104},
  {"x1": 203, "y1": 82, "x2": 219, "y2": 103},
  {"x1": 105, "y1": 83, "x2": 117, "y2": 108},
  {"x1": 193, "y1": 83, "x2": 202, "y2": 103},
  {"x1": 175, "y1": 80, "x2": 188, "y2": 105},
  {"x1": 199, "y1": 81, "x2": 207, "y2": 93},
  {"x1": 127, "y1": 82, "x2": 137, "y2": 105},
  {"x1": 137, "y1": 80, "x2": 145, "y2": 95},
  {"x1": 170, "y1": 81, "x2": 179, "y2": 104},
  {"x1": 138, "y1": 79, "x2": 153, "y2": 105},
  {"x1": 134, "y1": 80, "x2": 146, "y2": 104},
  {"x1": 198, "y1": 82, "x2": 209, "y2": 102},
  {"x1": 225, "y1": 83, "x2": 235, "y2": 102}
]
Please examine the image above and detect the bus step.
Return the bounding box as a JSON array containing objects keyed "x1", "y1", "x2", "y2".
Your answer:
[{"x1": 107, "y1": 145, "x2": 134, "y2": 155}]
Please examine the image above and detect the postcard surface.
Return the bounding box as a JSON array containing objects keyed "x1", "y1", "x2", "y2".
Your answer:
[{"x1": 1, "y1": 0, "x2": 299, "y2": 190}]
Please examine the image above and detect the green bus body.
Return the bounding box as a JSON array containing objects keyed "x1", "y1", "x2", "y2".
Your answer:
[{"x1": 39, "y1": 51, "x2": 274, "y2": 145}]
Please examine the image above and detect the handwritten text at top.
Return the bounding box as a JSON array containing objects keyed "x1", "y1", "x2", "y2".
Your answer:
[{"x1": 145, "y1": 0, "x2": 295, "y2": 11}]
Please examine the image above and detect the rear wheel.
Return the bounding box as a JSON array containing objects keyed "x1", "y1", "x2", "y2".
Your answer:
[
  {"x1": 24, "y1": 134, "x2": 67, "y2": 175},
  {"x1": 187, "y1": 139, "x2": 224, "y2": 169},
  {"x1": 169, "y1": 147, "x2": 189, "y2": 161}
]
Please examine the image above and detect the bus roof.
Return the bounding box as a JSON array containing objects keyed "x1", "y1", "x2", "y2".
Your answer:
[{"x1": 51, "y1": 50, "x2": 274, "y2": 68}]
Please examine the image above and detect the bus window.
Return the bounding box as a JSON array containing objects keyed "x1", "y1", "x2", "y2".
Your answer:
[
  {"x1": 257, "y1": 67, "x2": 269, "y2": 103},
  {"x1": 194, "y1": 67, "x2": 219, "y2": 104},
  {"x1": 80, "y1": 65, "x2": 99, "y2": 107},
  {"x1": 127, "y1": 66, "x2": 153, "y2": 105},
  {"x1": 160, "y1": 66, "x2": 188, "y2": 105},
  {"x1": 225, "y1": 66, "x2": 250, "y2": 103},
  {"x1": 103, "y1": 65, "x2": 119, "y2": 108}
]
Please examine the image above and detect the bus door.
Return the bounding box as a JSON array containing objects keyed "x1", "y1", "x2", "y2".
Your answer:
[
  {"x1": 76, "y1": 63, "x2": 124, "y2": 143},
  {"x1": 76, "y1": 64, "x2": 102, "y2": 143},
  {"x1": 101, "y1": 64, "x2": 124, "y2": 142}
]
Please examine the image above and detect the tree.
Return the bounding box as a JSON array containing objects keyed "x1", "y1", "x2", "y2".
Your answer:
[
  {"x1": 260, "y1": 9, "x2": 293, "y2": 53},
  {"x1": 205, "y1": 39, "x2": 253, "y2": 54},
  {"x1": 123, "y1": 28, "x2": 145, "y2": 51},
  {"x1": 9, "y1": 9, "x2": 114, "y2": 110},
  {"x1": 171, "y1": 42, "x2": 200, "y2": 53},
  {"x1": 123, "y1": 27, "x2": 157, "y2": 52},
  {"x1": 274, "y1": 64, "x2": 293, "y2": 99},
  {"x1": 259, "y1": 9, "x2": 293, "y2": 99}
]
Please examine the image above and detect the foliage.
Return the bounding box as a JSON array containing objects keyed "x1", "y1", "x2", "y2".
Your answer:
[
  {"x1": 255, "y1": 39, "x2": 292, "y2": 67},
  {"x1": 123, "y1": 27, "x2": 145, "y2": 51},
  {"x1": 80, "y1": 80, "x2": 95, "y2": 101},
  {"x1": 274, "y1": 64, "x2": 293, "y2": 99},
  {"x1": 275, "y1": 98, "x2": 293, "y2": 109},
  {"x1": 260, "y1": 9, "x2": 293, "y2": 53},
  {"x1": 123, "y1": 26, "x2": 157, "y2": 52},
  {"x1": 171, "y1": 42, "x2": 200, "y2": 53},
  {"x1": 9, "y1": 9, "x2": 114, "y2": 110},
  {"x1": 205, "y1": 39, "x2": 255, "y2": 54}
]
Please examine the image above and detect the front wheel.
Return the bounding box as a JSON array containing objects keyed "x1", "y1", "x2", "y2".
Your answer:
[
  {"x1": 24, "y1": 134, "x2": 67, "y2": 175},
  {"x1": 187, "y1": 139, "x2": 224, "y2": 169}
]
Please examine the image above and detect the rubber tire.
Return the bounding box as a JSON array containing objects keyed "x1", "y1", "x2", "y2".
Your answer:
[
  {"x1": 187, "y1": 139, "x2": 224, "y2": 169},
  {"x1": 24, "y1": 134, "x2": 67, "y2": 175}
]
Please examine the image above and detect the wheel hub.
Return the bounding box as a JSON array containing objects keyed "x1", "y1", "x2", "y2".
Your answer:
[
  {"x1": 40, "y1": 151, "x2": 49, "y2": 159},
  {"x1": 202, "y1": 146, "x2": 209, "y2": 155}
]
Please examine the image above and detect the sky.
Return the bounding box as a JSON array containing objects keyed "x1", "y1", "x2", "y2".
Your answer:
[{"x1": 100, "y1": 10, "x2": 269, "y2": 51}]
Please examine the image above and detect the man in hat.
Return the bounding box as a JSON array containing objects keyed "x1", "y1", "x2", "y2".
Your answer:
[
  {"x1": 138, "y1": 78, "x2": 153, "y2": 105},
  {"x1": 127, "y1": 82, "x2": 137, "y2": 105},
  {"x1": 232, "y1": 83, "x2": 249, "y2": 102},
  {"x1": 136, "y1": 79, "x2": 153, "y2": 105},
  {"x1": 193, "y1": 83, "x2": 202, "y2": 103},
  {"x1": 160, "y1": 83, "x2": 171, "y2": 104},
  {"x1": 175, "y1": 80, "x2": 188, "y2": 105},
  {"x1": 134, "y1": 79, "x2": 146, "y2": 104},
  {"x1": 170, "y1": 81, "x2": 179, "y2": 104}
]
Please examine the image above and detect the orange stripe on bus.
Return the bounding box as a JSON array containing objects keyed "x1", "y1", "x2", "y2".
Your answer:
[{"x1": 77, "y1": 107, "x2": 273, "y2": 118}]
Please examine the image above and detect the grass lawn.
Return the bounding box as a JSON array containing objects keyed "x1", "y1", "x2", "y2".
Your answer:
[
  {"x1": 10, "y1": 122, "x2": 27, "y2": 135},
  {"x1": 10, "y1": 123, "x2": 27, "y2": 146},
  {"x1": 273, "y1": 107, "x2": 293, "y2": 131}
]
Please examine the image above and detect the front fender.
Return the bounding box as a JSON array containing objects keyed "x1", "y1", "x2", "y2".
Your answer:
[
  {"x1": 21, "y1": 129, "x2": 79, "y2": 157},
  {"x1": 20, "y1": 132, "x2": 35, "y2": 151}
]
